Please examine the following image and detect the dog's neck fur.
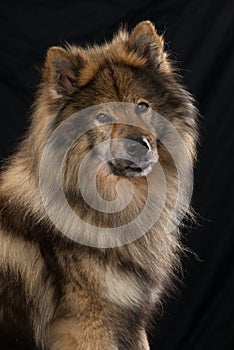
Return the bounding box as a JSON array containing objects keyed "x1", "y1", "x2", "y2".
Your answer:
[{"x1": 0, "y1": 136, "x2": 181, "y2": 278}]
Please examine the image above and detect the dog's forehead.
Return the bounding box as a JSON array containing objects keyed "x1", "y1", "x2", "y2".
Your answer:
[{"x1": 83, "y1": 63, "x2": 151, "y2": 103}]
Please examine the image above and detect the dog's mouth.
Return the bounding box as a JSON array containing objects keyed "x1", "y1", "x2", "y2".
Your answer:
[{"x1": 108, "y1": 159, "x2": 155, "y2": 177}]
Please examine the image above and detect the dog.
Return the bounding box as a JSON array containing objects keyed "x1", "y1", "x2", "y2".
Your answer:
[{"x1": 0, "y1": 21, "x2": 198, "y2": 349}]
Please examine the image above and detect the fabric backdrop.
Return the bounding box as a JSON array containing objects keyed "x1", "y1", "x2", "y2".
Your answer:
[{"x1": 0, "y1": 1, "x2": 233, "y2": 349}]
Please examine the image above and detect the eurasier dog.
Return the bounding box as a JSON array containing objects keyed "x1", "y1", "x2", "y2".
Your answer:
[{"x1": 0, "y1": 21, "x2": 198, "y2": 349}]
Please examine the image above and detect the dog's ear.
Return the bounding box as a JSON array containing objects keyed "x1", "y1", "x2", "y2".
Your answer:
[
  {"x1": 43, "y1": 46, "x2": 82, "y2": 96},
  {"x1": 128, "y1": 21, "x2": 168, "y2": 69}
]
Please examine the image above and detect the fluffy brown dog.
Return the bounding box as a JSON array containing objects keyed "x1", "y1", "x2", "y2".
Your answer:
[{"x1": 0, "y1": 21, "x2": 198, "y2": 349}]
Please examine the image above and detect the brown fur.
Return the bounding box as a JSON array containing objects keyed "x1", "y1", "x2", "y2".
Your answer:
[{"x1": 0, "y1": 21, "x2": 198, "y2": 349}]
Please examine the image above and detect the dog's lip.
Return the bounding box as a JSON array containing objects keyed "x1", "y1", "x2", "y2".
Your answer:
[
  {"x1": 125, "y1": 162, "x2": 150, "y2": 170},
  {"x1": 108, "y1": 160, "x2": 153, "y2": 174}
]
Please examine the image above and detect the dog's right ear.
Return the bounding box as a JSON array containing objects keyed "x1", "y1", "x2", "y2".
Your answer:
[{"x1": 43, "y1": 46, "x2": 82, "y2": 97}]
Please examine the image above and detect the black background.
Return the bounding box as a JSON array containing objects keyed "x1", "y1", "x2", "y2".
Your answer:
[{"x1": 0, "y1": 1, "x2": 233, "y2": 349}]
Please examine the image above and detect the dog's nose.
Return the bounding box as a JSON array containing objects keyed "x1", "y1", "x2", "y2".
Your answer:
[{"x1": 126, "y1": 137, "x2": 150, "y2": 159}]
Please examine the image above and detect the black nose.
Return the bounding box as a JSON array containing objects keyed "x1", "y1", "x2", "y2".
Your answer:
[{"x1": 126, "y1": 138, "x2": 150, "y2": 159}]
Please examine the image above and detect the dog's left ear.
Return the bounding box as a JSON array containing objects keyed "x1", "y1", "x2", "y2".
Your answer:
[{"x1": 128, "y1": 21, "x2": 168, "y2": 68}]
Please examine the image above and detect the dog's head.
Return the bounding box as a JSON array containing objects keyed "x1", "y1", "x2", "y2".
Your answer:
[{"x1": 35, "y1": 21, "x2": 197, "y2": 181}]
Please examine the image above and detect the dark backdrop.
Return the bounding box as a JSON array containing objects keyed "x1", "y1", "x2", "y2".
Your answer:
[{"x1": 0, "y1": 1, "x2": 233, "y2": 349}]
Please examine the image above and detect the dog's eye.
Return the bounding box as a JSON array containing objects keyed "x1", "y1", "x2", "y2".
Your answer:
[
  {"x1": 136, "y1": 101, "x2": 150, "y2": 113},
  {"x1": 96, "y1": 113, "x2": 112, "y2": 123}
]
